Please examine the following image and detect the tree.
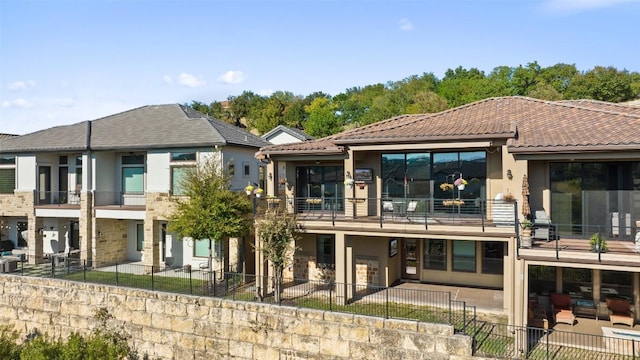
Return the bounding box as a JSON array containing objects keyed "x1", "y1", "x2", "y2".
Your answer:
[
  {"x1": 255, "y1": 208, "x2": 301, "y2": 303},
  {"x1": 304, "y1": 96, "x2": 341, "y2": 137},
  {"x1": 168, "y1": 156, "x2": 253, "y2": 276}
]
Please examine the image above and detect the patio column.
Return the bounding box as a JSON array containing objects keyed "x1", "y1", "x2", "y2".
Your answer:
[
  {"x1": 335, "y1": 233, "x2": 355, "y2": 305},
  {"x1": 254, "y1": 232, "x2": 268, "y2": 300},
  {"x1": 634, "y1": 273, "x2": 640, "y2": 321},
  {"x1": 592, "y1": 269, "x2": 601, "y2": 303}
]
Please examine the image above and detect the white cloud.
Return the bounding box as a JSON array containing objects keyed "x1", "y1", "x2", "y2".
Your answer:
[
  {"x1": 218, "y1": 70, "x2": 245, "y2": 85},
  {"x1": 1, "y1": 98, "x2": 33, "y2": 108},
  {"x1": 399, "y1": 18, "x2": 414, "y2": 31},
  {"x1": 543, "y1": 0, "x2": 639, "y2": 11},
  {"x1": 257, "y1": 89, "x2": 274, "y2": 96},
  {"x1": 8, "y1": 80, "x2": 36, "y2": 90},
  {"x1": 163, "y1": 75, "x2": 173, "y2": 84},
  {"x1": 177, "y1": 73, "x2": 206, "y2": 87}
]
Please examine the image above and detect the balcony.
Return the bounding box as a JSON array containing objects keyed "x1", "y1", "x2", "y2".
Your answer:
[
  {"x1": 34, "y1": 191, "x2": 81, "y2": 207},
  {"x1": 254, "y1": 196, "x2": 519, "y2": 234},
  {"x1": 94, "y1": 191, "x2": 146, "y2": 208}
]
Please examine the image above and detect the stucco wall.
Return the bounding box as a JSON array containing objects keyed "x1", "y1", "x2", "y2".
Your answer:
[{"x1": 0, "y1": 276, "x2": 477, "y2": 360}]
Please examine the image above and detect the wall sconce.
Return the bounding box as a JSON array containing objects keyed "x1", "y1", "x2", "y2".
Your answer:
[
  {"x1": 268, "y1": 172, "x2": 273, "y2": 181},
  {"x1": 97, "y1": 231, "x2": 103, "y2": 238},
  {"x1": 506, "y1": 169, "x2": 513, "y2": 180},
  {"x1": 37, "y1": 227, "x2": 44, "y2": 234},
  {"x1": 346, "y1": 171, "x2": 352, "y2": 180}
]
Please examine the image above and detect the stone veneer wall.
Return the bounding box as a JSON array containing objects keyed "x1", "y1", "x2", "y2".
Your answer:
[
  {"x1": 355, "y1": 258, "x2": 379, "y2": 286},
  {"x1": 94, "y1": 218, "x2": 128, "y2": 264},
  {"x1": 0, "y1": 276, "x2": 480, "y2": 360}
]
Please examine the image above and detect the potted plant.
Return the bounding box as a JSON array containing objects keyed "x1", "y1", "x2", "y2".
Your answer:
[
  {"x1": 520, "y1": 219, "x2": 533, "y2": 248},
  {"x1": 590, "y1": 232, "x2": 608, "y2": 252},
  {"x1": 502, "y1": 193, "x2": 515, "y2": 202},
  {"x1": 253, "y1": 188, "x2": 264, "y2": 198},
  {"x1": 344, "y1": 178, "x2": 355, "y2": 189},
  {"x1": 440, "y1": 183, "x2": 454, "y2": 191},
  {"x1": 454, "y1": 178, "x2": 468, "y2": 190},
  {"x1": 244, "y1": 184, "x2": 254, "y2": 195}
]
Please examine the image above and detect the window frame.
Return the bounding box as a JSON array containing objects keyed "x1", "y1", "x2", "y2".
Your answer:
[
  {"x1": 481, "y1": 241, "x2": 504, "y2": 274},
  {"x1": 423, "y1": 239, "x2": 447, "y2": 270},
  {"x1": 170, "y1": 151, "x2": 197, "y2": 196},
  {"x1": 317, "y1": 234, "x2": 335, "y2": 268},
  {"x1": 0, "y1": 156, "x2": 16, "y2": 194},
  {"x1": 452, "y1": 240, "x2": 476, "y2": 272}
]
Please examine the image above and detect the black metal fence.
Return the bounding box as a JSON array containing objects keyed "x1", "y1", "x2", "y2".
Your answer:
[{"x1": 6, "y1": 259, "x2": 640, "y2": 359}]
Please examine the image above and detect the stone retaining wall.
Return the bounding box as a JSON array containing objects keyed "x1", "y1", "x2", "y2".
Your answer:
[{"x1": 0, "y1": 275, "x2": 482, "y2": 360}]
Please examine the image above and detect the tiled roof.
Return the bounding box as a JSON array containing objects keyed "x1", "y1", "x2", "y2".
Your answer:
[
  {"x1": 0, "y1": 104, "x2": 269, "y2": 153},
  {"x1": 256, "y1": 96, "x2": 640, "y2": 157}
]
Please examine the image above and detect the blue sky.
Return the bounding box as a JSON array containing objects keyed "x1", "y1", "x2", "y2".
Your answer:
[{"x1": 1, "y1": 0, "x2": 639, "y2": 135}]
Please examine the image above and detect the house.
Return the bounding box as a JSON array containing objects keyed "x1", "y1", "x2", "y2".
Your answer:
[
  {"x1": 0, "y1": 104, "x2": 270, "y2": 272},
  {"x1": 254, "y1": 96, "x2": 640, "y2": 327},
  {"x1": 261, "y1": 125, "x2": 315, "y2": 145}
]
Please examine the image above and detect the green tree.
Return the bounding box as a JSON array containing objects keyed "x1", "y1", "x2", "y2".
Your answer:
[
  {"x1": 565, "y1": 66, "x2": 636, "y2": 102},
  {"x1": 168, "y1": 155, "x2": 253, "y2": 273},
  {"x1": 303, "y1": 96, "x2": 341, "y2": 137},
  {"x1": 255, "y1": 208, "x2": 301, "y2": 303},
  {"x1": 228, "y1": 91, "x2": 265, "y2": 127}
]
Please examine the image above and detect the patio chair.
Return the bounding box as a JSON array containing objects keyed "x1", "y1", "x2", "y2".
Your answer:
[
  {"x1": 550, "y1": 293, "x2": 575, "y2": 326},
  {"x1": 607, "y1": 298, "x2": 635, "y2": 327},
  {"x1": 406, "y1": 200, "x2": 418, "y2": 220},
  {"x1": 528, "y1": 302, "x2": 549, "y2": 330},
  {"x1": 382, "y1": 200, "x2": 395, "y2": 219}
]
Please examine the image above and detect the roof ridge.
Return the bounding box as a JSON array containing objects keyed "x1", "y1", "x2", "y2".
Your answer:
[{"x1": 550, "y1": 99, "x2": 640, "y2": 118}]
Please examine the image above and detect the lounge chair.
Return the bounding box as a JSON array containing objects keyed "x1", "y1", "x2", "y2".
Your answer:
[
  {"x1": 528, "y1": 302, "x2": 549, "y2": 330},
  {"x1": 550, "y1": 293, "x2": 575, "y2": 326},
  {"x1": 607, "y1": 298, "x2": 635, "y2": 327}
]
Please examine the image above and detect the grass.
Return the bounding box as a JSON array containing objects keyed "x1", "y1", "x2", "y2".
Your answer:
[{"x1": 58, "y1": 269, "x2": 209, "y2": 295}]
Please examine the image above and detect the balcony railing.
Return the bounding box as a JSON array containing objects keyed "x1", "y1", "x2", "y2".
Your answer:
[
  {"x1": 254, "y1": 195, "x2": 519, "y2": 232},
  {"x1": 34, "y1": 191, "x2": 81, "y2": 206},
  {"x1": 94, "y1": 191, "x2": 146, "y2": 207}
]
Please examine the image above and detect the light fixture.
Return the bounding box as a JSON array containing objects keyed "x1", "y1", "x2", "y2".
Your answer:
[
  {"x1": 506, "y1": 169, "x2": 513, "y2": 180},
  {"x1": 268, "y1": 172, "x2": 273, "y2": 181}
]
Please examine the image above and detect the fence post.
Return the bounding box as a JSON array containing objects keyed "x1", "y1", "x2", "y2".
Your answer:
[
  {"x1": 633, "y1": 339, "x2": 636, "y2": 360},
  {"x1": 448, "y1": 292, "x2": 452, "y2": 325},
  {"x1": 189, "y1": 270, "x2": 193, "y2": 295},
  {"x1": 83, "y1": 260, "x2": 86, "y2": 282},
  {"x1": 546, "y1": 327, "x2": 549, "y2": 360},
  {"x1": 115, "y1": 262, "x2": 119, "y2": 286},
  {"x1": 151, "y1": 265, "x2": 154, "y2": 291},
  {"x1": 329, "y1": 281, "x2": 333, "y2": 311},
  {"x1": 51, "y1": 256, "x2": 55, "y2": 278},
  {"x1": 212, "y1": 270, "x2": 216, "y2": 297},
  {"x1": 385, "y1": 286, "x2": 390, "y2": 319}
]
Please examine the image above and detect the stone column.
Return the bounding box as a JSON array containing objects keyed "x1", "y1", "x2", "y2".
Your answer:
[
  {"x1": 28, "y1": 215, "x2": 44, "y2": 264},
  {"x1": 79, "y1": 191, "x2": 92, "y2": 263},
  {"x1": 334, "y1": 233, "x2": 355, "y2": 305},
  {"x1": 255, "y1": 232, "x2": 268, "y2": 300}
]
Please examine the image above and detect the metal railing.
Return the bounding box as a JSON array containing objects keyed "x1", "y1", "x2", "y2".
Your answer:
[
  {"x1": 254, "y1": 195, "x2": 519, "y2": 232},
  {"x1": 33, "y1": 191, "x2": 81, "y2": 206},
  {"x1": 93, "y1": 191, "x2": 146, "y2": 207},
  {"x1": 5, "y1": 259, "x2": 640, "y2": 359}
]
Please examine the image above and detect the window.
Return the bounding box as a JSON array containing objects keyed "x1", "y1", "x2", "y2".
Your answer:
[
  {"x1": 0, "y1": 156, "x2": 16, "y2": 194},
  {"x1": 75, "y1": 156, "x2": 83, "y2": 189},
  {"x1": 171, "y1": 167, "x2": 191, "y2": 195},
  {"x1": 170, "y1": 152, "x2": 196, "y2": 161},
  {"x1": 452, "y1": 240, "x2": 476, "y2": 272},
  {"x1": 423, "y1": 239, "x2": 446, "y2": 270},
  {"x1": 317, "y1": 235, "x2": 335, "y2": 267},
  {"x1": 194, "y1": 239, "x2": 209, "y2": 257},
  {"x1": 562, "y1": 267, "x2": 592, "y2": 299},
  {"x1": 601, "y1": 270, "x2": 632, "y2": 301},
  {"x1": 243, "y1": 162, "x2": 251, "y2": 177},
  {"x1": 136, "y1": 223, "x2": 144, "y2": 252},
  {"x1": 170, "y1": 151, "x2": 196, "y2": 196},
  {"x1": 122, "y1": 155, "x2": 144, "y2": 194},
  {"x1": 482, "y1": 242, "x2": 504, "y2": 274},
  {"x1": 529, "y1": 265, "x2": 556, "y2": 295}
]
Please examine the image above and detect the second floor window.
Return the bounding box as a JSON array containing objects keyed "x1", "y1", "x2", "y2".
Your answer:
[
  {"x1": 170, "y1": 151, "x2": 196, "y2": 195},
  {"x1": 0, "y1": 156, "x2": 16, "y2": 194},
  {"x1": 122, "y1": 155, "x2": 144, "y2": 194}
]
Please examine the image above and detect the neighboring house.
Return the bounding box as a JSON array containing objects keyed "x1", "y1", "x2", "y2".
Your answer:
[
  {"x1": 254, "y1": 96, "x2": 640, "y2": 326},
  {"x1": 0, "y1": 133, "x2": 18, "y2": 141},
  {"x1": 0, "y1": 104, "x2": 270, "y2": 272},
  {"x1": 261, "y1": 125, "x2": 314, "y2": 145}
]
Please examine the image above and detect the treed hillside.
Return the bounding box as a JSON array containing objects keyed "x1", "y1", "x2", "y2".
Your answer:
[{"x1": 187, "y1": 62, "x2": 640, "y2": 138}]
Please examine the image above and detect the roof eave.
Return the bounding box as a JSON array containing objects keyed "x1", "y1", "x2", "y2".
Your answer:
[
  {"x1": 334, "y1": 132, "x2": 514, "y2": 145},
  {"x1": 508, "y1": 144, "x2": 640, "y2": 154}
]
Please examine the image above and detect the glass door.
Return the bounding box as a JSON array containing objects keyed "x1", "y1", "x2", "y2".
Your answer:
[{"x1": 402, "y1": 239, "x2": 420, "y2": 280}]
